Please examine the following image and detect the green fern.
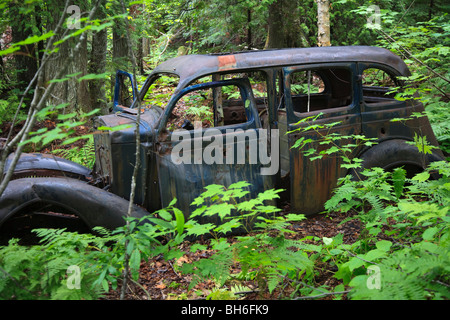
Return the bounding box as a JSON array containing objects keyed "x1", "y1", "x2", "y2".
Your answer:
[
  {"x1": 348, "y1": 243, "x2": 450, "y2": 300},
  {"x1": 51, "y1": 135, "x2": 95, "y2": 168},
  {"x1": 329, "y1": 161, "x2": 450, "y2": 300}
]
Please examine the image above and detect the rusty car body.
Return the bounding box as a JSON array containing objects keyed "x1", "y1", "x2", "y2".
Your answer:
[{"x1": 0, "y1": 46, "x2": 445, "y2": 240}]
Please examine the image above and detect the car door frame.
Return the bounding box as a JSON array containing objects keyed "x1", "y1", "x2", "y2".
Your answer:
[
  {"x1": 152, "y1": 77, "x2": 276, "y2": 221},
  {"x1": 282, "y1": 62, "x2": 362, "y2": 214}
]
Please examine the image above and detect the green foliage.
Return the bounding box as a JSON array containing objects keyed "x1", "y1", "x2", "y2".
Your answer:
[
  {"x1": 289, "y1": 112, "x2": 377, "y2": 171},
  {"x1": 52, "y1": 135, "x2": 96, "y2": 169},
  {"x1": 2, "y1": 162, "x2": 449, "y2": 300},
  {"x1": 20, "y1": 106, "x2": 100, "y2": 149},
  {"x1": 178, "y1": 182, "x2": 315, "y2": 295},
  {"x1": 1, "y1": 0, "x2": 449, "y2": 301},
  {"x1": 0, "y1": 228, "x2": 119, "y2": 299},
  {"x1": 182, "y1": 92, "x2": 214, "y2": 124},
  {"x1": 0, "y1": 92, "x2": 23, "y2": 124},
  {"x1": 0, "y1": 211, "x2": 176, "y2": 300},
  {"x1": 290, "y1": 105, "x2": 449, "y2": 300},
  {"x1": 356, "y1": 3, "x2": 450, "y2": 154},
  {"x1": 324, "y1": 161, "x2": 450, "y2": 300},
  {"x1": 0, "y1": 182, "x2": 314, "y2": 300}
]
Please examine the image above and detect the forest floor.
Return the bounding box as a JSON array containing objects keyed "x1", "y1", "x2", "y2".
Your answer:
[
  {"x1": 2, "y1": 119, "x2": 361, "y2": 300},
  {"x1": 103, "y1": 208, "x2": 361, "y2": 301}
]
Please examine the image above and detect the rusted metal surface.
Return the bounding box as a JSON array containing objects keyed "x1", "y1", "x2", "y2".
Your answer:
[
  {"x1": 149, "y1": 46, "x2": 410, "y2": 93},
  {"x1": 69, "y1": 47, "x2": 450, "y2": 220}
]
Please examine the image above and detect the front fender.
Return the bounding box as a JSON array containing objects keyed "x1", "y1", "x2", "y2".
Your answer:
[
  {"x1": 4, "y1": 152, "x2": 92, "y2": 180},
  {"x1": 0, "y1": 177, "x2": 150, "y2": 230}
]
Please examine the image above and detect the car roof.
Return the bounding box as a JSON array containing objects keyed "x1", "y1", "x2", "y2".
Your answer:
[{"x1": 150, "y1": 46, "x2": 410, "y2": 89}]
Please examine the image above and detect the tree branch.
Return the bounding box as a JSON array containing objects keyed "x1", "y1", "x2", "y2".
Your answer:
[{"x1": 119, "y1": 0, "x2": 142, "y2": 300}]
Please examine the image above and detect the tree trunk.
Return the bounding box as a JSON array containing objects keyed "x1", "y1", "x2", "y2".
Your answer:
[
  {"x1": 316, "y1": 0, "x2": 331, "y2": 46},
  {"x1": 9, "y1": 4, "x2": 38, "y2": 104},
  {"x1": 74, "y1": 35, "x2": 91, "y2": 113},
  {"x1": 43, "y1": 0, "x2": 90, "y2": 113},
  {"x1": 266, "y1": 1, "x2": 286, "y2": 49},
  {"x1": 89, "y1": 6, "x2": 108, "y2": 114},
  {"x1": 429, "y1": 0, "x2": 434, "y2": 20},
  {"x1": 266, "y1": 0, "x2": 303, "y2": 49},
  {"x1": 112, "y1": 17, "x2": 129, "y2": 70}
]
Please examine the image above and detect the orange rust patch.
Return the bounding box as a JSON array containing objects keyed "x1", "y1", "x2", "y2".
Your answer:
[{"x1": 218, "y1": 55, "x2": 237, "y2": 70}]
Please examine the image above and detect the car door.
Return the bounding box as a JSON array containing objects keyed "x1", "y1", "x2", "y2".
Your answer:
[
  {"x1": 283, "y1": 63, "x2": 362, "y2": 215},
  {"x1": 113, "y1": 70, "x2": 138, "y2": 112},
  {"x1": 358, "y1": 63, "x2": 411, "y2": 140},
  {"x1": 153, "y1": 77, "x2": 276, "y2": 222}
]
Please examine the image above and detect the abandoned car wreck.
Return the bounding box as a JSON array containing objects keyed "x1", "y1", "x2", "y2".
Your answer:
[{"x1": 0, "y1": 46, "x2": 445, "y2": 241}]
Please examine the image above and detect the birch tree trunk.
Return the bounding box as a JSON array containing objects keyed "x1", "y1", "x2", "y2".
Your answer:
[{"x1": 316, "y1": 0, "x2": 331, "y2": 46}]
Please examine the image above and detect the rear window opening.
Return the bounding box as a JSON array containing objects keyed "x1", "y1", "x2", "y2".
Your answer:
[
  {"x1": 289, "y1": 68, "x2": 353, "y2": 114},
  {"x1": 362, "y1": 67, "x2": 402, "y2": 103}
]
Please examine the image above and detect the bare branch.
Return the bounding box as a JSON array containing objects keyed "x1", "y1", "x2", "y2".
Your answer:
[{"x1": 119, "y1": 0, "x2": 142, "y2": 300}]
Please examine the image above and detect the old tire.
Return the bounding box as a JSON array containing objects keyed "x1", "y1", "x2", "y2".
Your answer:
[{"x1": 352, "y1": 139, "x2": 445, "y2": 179}]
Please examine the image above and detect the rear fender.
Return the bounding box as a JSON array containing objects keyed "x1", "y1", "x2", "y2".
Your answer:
[{"x1": 0, "y1": 177, "x2": 150, "y2": 230}]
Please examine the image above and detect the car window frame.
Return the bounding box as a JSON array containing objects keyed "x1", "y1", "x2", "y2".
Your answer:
[
  {"x1": 282, "y1": 62, "x2": 360, "y2": 124},
  {"x1": 156, "y1": 77, "x2": 261, "y2": 139}
]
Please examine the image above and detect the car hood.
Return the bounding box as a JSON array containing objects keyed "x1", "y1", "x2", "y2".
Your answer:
[{"x1": 94, "y1": 105, "x2": 163, "y2": 144}]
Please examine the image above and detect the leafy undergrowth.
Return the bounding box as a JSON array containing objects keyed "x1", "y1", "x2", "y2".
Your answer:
[
  {"x1": 1, "y1": 163, "x2": 449, "y2": 300},
  {"x1": 1, "y1": 119, "x2": 93, "y2": 154},
  {"x1": 103, "y1": 208, "x2": 360, "y2": 300},
  {"x1": 1, "y1": 118, "x2": 448, "y2": 301}
]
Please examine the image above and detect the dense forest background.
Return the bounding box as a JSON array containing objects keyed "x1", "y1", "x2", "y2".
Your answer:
[
  {"x1": 0, "y1": 0, "x2": 449, "y2": 301},
  {"x1": 0, "y1": 0, "x2": 448, "y2": 120}
]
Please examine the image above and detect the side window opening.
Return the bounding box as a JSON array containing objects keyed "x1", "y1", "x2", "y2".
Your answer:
[
  {"x1": 164, "y1": 71, "x2": 269, "y2": 132},
  {"x1": 167, "y1": 87, "x2": 215, "y2": 131},
  {"x1": 214, "y1": 71, "x2": 269, "y2": 127},
  {"x1": 220, "y1": 83, "x2": 249, "y2": 126},
  {"x1": 362, "y1": 67, "x2": 400, "y2": 102},
  {"x1": 166, "y1": 82, "x2": 250, "y2": 132},
  {"x1": 289, "y1": 67, "x2": 352, "y2": 114}
]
